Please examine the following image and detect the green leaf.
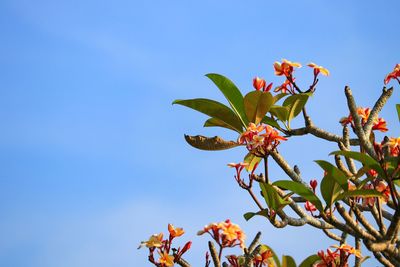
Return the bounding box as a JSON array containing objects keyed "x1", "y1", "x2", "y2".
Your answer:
[
  {"x1": 203, "y1": 117, "x2": 238, "y2": 132},
  {"x1": 173, "y1": 98, "x2": 244, "y2": 132},
  {"x1": 337, "y1": 189, "x2": 383, "y2": 200},
  {"x1": 243, "y1": 91, "x2": 274, "y2": 124},
  {"x1": 283, "y1": 93, "x2": 309, "y2": 126},
  {"x1": 259, "y1": 182, "x2": 291, "y2": 211},
  {"x1": 243, "y1": 152, "x2": 262, "y2": 172},
  {"x1": 206, "y1": 73, "x2": 248, "y2": 126},
  {"x1": 315, "y1": 160, "x2": 348, "y2": 191},
  {"x1": 273, "y1": 180, "x2": 323, "y2": 211},
  {"x1": 282, "y1": 255, "x2": 296, "y2": 267},
  {"x1": 320, "y1": 173, "x2": 343, "y2": 207},
  {"x1": 243, "y1": 209, "x2": 269, "y2": 221},
  {"x1": 330, "y1": 151, "x2": 384, "y2": 178},
  {"x1": 273, "y1": 93, "x2": 288, "y2": 103},
  {"x1": 260, "y1": 245, "x2": 281, "y2": 267},
  {"x1": 184, "y1": 135, "x2": 239, "y2": 151},
  {"x1": 261, "y1": 116, "x2": 282, "y2": 129},
  {"x1": 269, "y1": 105, "x2": 290, "y2": 122},
  {"x1": 396, "y1": 104, "x2": 400, "y2": 122},
  {"x1": 299, "y1": 255, "x2": 320, "y2": 267}
]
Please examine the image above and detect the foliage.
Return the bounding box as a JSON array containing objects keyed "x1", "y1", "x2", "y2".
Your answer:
[{"x1": 140, "y1": 61, "x2": 400, "y2": 267}]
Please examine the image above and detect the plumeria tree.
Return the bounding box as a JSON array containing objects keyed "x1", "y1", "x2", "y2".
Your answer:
[{"x1": 139, "y1": 61, "x2": 400, "y2": 267}]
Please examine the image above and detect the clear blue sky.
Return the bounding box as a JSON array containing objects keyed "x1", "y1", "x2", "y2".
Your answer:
[{"x1": 0, "y1": 1, "x2": 399, "y2": 266}]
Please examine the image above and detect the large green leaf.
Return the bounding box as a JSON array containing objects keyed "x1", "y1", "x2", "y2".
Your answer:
[
  {"x1": 283, "y1": 93, "x2": 309, "y2": 126},
  {"x1": 203, "y1": 117, "x2": 238, "y2": 132},
  {"x1": 173, "y1": 98, "x2": 243, "y2": 132},
  {"x1": 337, "y1": 189, "x2": 383, "y2": 201},
  {"x1": 299, "y1": 255, "x2": 320, "y2": 267},
  {"x1": 330, "y1": 151, "x2": 384, "y2": 178},
  {"x1": 273, "y1": 180, "x2": 323, "y2": 211},
  {"x1": 184, "y1": 135, "x2": 239, "y2": 151},
  {"x1": 282, "y1": 255, "x2": 296, "y2": 267},
  {"x1": 315, "y1": 160, "x2": 348, "y2": 191},
  {"x1": 243, "y1": 91, "x2": 274, "y2": 124},
  {"x1": 273, "y1": 93, "x2": 288, "y2": 103},
  {"x1": 396, "y1": 104, "x2": 400, "y2": 122},
  {"x1": 269, "y1": 105, "x2": 290, "y2": 122},
  {"x1": 320, "y1": 173, "x2": 343, "y2": 207},
  {"x1": 206, "y1": 73, "x2": 248, "y2": 126},
  {"x1": 243, "y1": 152, "x2": 262, "y2": 172},
  {"x1": 259, "y1": 182, "x2": 291, "y2": 211}
]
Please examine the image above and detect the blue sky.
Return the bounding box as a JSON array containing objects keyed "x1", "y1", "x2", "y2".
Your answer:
[{"x1": 0, "y1": 1, "x2": 399, "y2": 266}]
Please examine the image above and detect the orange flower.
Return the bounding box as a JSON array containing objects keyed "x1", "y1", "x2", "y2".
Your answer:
[
  {"x1": 372, "y1": 117, "x2": 388, "y2": 132},
  {"x1": 339, "y1": 115, "x2": 353, "y2": 126},
  {"x1": 221, "y1": 220, "x2": 246, "y2": 248},
  {"x1": 307, "y1": 62, "x2": 330, "y2": 76},
  {"x1": 239, "y1": 123, "x2": 287, "y2": 157},
  {"x1": 384, "y1": 137, "x2": 400, "y2": 156},
  {"x1": 198, "y1": 220, "x2": 246, "y2": 248},
  {"x1": 331, "y1": 244, "x2": 362, "y2": 258},
  {"x1": 254, "y1": 247, "x2": 273, "y2": 265},
  {"x1": 168, "y1": 224, "x2": 185, "y2": 238},
  {"x1": 252, "y1": 135, "x2": 265, "y2": 148},
  {"x1": 139, "y1": 233, "x2": 164, "y2": 248},
  {"x1": 376, "y1": 181, "x2": 391, "y2": 203},
  {"x1": 357, "y1": 107, "x2": 371, "y2": 124},
  {"x1": 339, "y1": 107, "x2": 388, "y2": 133},
  {"x1": 384, "y1": 63, "x2": 400, "y2": 84},
  {"x1": 274, "y1": 59, "x2": 301, "y2": 76},
  {"x1": 253, "y1": 77, "x2": 266, "y2": 91},
  {"x1": 158, "y1": 250, "x2": 175, "y2": 267}
]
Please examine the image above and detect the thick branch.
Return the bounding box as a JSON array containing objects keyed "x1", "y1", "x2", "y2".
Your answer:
[
  {"x1": 335, "y1": 202, "x2": 377, "y2": 241},
  {"x1": 322, "y1": 228, "x2": 342, "y2": 241},
  {"x1": 344, "y1": 86, "x2": 377, "y2": 159},
  {"x1": 363, "y1": 87, "x2": 393, "y2": 137}
]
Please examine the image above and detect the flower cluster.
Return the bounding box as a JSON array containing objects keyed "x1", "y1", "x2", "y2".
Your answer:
[
  {"x1": 271, "y1": 59, "x2": 329, "y2": 94},
  {"x1": 339, "y1": 107, "x2": 388, "y2": 132},
  {"x1": 314, "y1": 244, "x2": 361, "y2": 267},
  {"x1": 198, "y1": 219, "x2": 246, "y2": 249},
  {"x1": 238, "y1": 123, "x2": 287, "y2": 157},
  {"x1": 139, "y1": 224, "x2": 191, "y2": 267},
  {"x1": 384, "y1": 63, "x2": 400, "y2": 85}
]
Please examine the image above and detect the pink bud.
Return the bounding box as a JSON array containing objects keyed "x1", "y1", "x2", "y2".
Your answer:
[{"x1": 310, "y1": 179, "x2": 318, "y2": 191}]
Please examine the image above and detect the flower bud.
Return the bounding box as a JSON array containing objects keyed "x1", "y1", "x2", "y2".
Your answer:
[{"x1": 253, "y1": 77, "x2": 266, "y2": 91}]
